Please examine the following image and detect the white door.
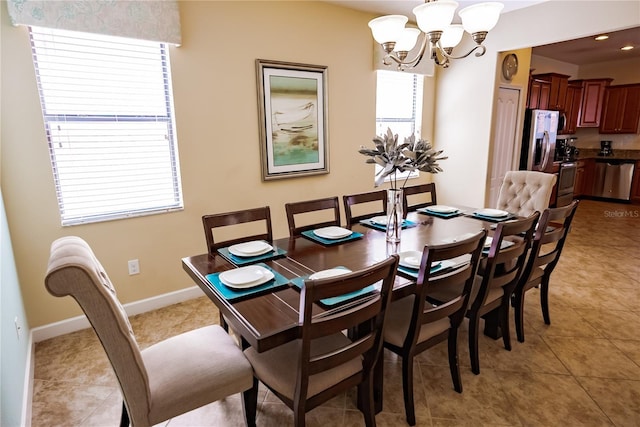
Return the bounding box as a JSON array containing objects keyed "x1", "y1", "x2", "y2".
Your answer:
[{"x1": 488, "y1": 87, "x2": 521, "y2": 208}]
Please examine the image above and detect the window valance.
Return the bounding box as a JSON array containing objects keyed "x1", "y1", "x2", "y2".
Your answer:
[{"x1": 6, "y1": 0, "x2": 181, "y2": 45}]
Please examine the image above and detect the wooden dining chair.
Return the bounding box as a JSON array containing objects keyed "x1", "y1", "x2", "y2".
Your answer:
[
  {"x1": 513, "y1": 200, "x2": 579, "y2": 342},
  {"x1": 202, "y1": 206, "x2": 273, "y2": 330},
  {"x1": 343, "y1": 190, "x2": 388, "y2": 226},
  {"x1": 244, "y1": 255, "x2": 400, "y2": 427},
  {"x1": 384, "y1": 230, "x2": 486, "y2": 426},
  {"x1": 402, "y1": 183, "x2": 437, "y2": 217},
  {"x1": 285, "y1": 196, "x2": 341, "y2": 237},
  {"x1": 428, "y1": 212, "x2": 539, "y2": 375},
  {"x1": 45, "y1": 236, "x2": 257, "y2": 427}
]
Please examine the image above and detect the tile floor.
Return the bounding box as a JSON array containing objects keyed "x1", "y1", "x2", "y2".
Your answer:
[{"x1": 31, "y1": 199, "x2": 640, "y2": 426}]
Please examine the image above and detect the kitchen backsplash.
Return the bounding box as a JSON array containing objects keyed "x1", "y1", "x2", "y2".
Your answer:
[{"x1": 571, "y1": 127, "x2": 640, "y2": 151}]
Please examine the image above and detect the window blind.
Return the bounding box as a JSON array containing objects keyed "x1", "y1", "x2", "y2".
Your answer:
[{"x1": 30, "y1": 27, "x2": 183, "y2": 226}]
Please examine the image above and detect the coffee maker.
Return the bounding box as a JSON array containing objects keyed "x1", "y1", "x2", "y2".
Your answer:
[{"x1": 599, "y1": 140, "x2": 613, "y2": 156}]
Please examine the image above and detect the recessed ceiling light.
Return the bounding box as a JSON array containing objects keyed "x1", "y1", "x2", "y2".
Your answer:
[
  {"x1": 594, "y1": 35, "x2": 609, "y2": 41},
  {"x1": 621, "y1": 45, "x2": 634, "y2": 51}
]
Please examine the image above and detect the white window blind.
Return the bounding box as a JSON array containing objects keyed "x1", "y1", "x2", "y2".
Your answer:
[
  {"x1": 375, "y1": 70, "x2": 424, "y2": 182},
  {"x1": 30, "y1": 27, "x2": 183, "y2": 226}
]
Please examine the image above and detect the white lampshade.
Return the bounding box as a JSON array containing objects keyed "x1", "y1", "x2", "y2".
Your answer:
[
  {"x1": 394, "y1": 28, "x2": 420, "y2": 52},
  {"x1": 458, "y1": 2, "x2": 504, "y2": 34},
  {"x1": 413, "y1": 0, "x2": 458, "y2": 33},
  {"x1": 368, "y1": 15, "x2": 408, "y2": 44},
  {"x1": 440, "y1": 24, "x2": 464, "y2": 49}
]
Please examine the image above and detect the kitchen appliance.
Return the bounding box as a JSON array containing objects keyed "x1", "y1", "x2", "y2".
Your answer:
[
  {"x1": 599, "y1": 140, "x2": 613, "y2": 156},
  {"x1": 556, "y1": 136, "x2": 579, "y2": 162},
  {"x1": 520, "y1": 109, "x2": 559, "y2": 173},
  {"x1": 556, "y1": 162, "x2": 577, "y2": 207},
  {"x1": 591, "y1": 159, "x2": 635, "y2": 201}
]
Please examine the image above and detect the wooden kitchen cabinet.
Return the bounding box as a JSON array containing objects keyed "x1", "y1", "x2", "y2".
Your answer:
[
  {"x1": 573, "y1": 159, "x2": 594, "y2": 197},
  {"x1": 574, "y1": 163, "x2": 585, "y2": 197},
  {"x1": 560, "y1": 82, "x2": 582, "y2": 134},
  {"x1": 528, "y1": 73, "x2": 569, "y2": 110},
  {"x1": 599, "y1": 84, "x2": 640, "y2": 134},
  {"x1": 577, "y1": 78, "x2": 612, "y2": 127}
]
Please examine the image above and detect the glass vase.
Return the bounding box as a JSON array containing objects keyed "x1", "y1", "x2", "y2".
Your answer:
[{"x1": 386, "y1": 188, "x2": 404, "y2": 243}]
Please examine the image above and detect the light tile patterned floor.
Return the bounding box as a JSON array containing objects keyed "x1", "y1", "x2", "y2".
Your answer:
[{"x1": 31, "y1": 199, "x2": 640, "y2": 426}]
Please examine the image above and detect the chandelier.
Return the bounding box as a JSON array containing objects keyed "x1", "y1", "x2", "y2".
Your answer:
[{"x1": 368, "y1": 0, "x2": 504, "y2": 70}]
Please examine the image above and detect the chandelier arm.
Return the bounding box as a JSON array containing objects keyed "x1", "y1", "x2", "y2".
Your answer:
[
  {"x1": 383, "y1": 34, "x2": 430, "y2": 68},
  {"x1": 436, "y1": 42, "x2": 487, "y2": 60}
]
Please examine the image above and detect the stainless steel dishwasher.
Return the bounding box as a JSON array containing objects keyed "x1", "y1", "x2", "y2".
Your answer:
[{"x1": 591, "y1": 159, "x2": 635, "y2": 201}]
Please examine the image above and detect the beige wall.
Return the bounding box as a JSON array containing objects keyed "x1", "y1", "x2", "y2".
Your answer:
[
  {"x1": 433, "y1": 0, "x2": 640, "y2": 207},
  {"x1": 1, "y1": 1, "x2": 437, "y2": 327}
]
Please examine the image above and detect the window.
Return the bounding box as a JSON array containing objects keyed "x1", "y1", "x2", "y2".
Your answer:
[
  {"x1": 375, "y1": 70, "x2": 424, "y2": 182},
  {"x1": 30, "y1": 27, "x2": 183, "y2": 226}
]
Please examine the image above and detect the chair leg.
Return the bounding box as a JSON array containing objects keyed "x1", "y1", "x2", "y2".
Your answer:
[
  {"x1": 447, "y1": 328, "x2": 463, "y2": 393},
  {"x1": 500, "y1": 301, "x2": 512, "y2": 352},
  {"x1": 220, "y1": 312, "x2": 229, "y2": 332},
  {"x1": 468, "y1": 314, "x2": 481, "y2": 375},
  {"x1": 293, "y1": 398, "x2": 306, "y2": 427},
  {"x1": 242, "y1": 377, "x2": 258, "y2": 427},
  {"x1": 513, "y1": 289, "x2": 526, "y2": 343},
  {"x1": 401, "y1": 354, "x2": 416, "y2": 426},
  {"x1": 540, "y1": 275, "x2": 551, "y2": 325},
  {"x1": 358, "y1": 377, "x2": 377, "y2": 427},
  {"x1": 119, "y1": 401, "x2": 129, "y2": 427}
]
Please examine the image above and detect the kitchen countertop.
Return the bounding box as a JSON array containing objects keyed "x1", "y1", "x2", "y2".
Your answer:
[{"x1": 577, "y1": 149, "x2": 640, "y2": 161}]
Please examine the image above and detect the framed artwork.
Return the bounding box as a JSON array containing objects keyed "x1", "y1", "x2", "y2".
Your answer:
[{"x1": 256, "y1": 59, "x2": 329, "y2": 180}]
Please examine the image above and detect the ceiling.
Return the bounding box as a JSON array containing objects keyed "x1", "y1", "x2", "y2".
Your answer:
[{"x1": 325, "y1": 0, "x2": 640, "y2": 65}]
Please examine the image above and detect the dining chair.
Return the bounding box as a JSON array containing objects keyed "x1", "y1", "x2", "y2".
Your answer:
[
  {"x1": 496, "y1": 171, "x2": 557, "y2": 217},
  {"x1": 343, "y1": 189, "x2": 388, "y2": 226},
  {"x1": 202, "y1": 206, "x2": 273, "y2": 331},
  {"x1": 44, "y1": 236, "x2": 257, "y2": 427},
  {"x1": 285, "y1": 196, "x2": 341, "y2": 237},
  {"x1": 512, "y1": 200, "x2": 579, "y2": 342},
  {"x1": 427, "y1": 212, "x2": 539, "y2": 375},
  {"x1": 384, "y1": 230, "x2": 486, "y2": 426},
  {"x1": 402, "y1": 183, "x2": 437, "y2": 217},
  {"x1": 244, "y1": 255, "x2": 400, "y2": 427}
]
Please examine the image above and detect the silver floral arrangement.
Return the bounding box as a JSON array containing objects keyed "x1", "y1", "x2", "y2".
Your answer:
[{"x1": 358, "y1": 128, "x2": 447, "y2": 188}]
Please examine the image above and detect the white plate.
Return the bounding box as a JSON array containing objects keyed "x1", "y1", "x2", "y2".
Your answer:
[
  {"x1": 475, "y1": 208, "x2": 509, "y2": 218},
  {"x1": 399, "y1": 251, "x2": 441, "y2": 270},
  {"x1": 309, "y1": 268, "x2": 352, "y2": 280},
  {"x1": 313, "y1": 226, "x2": 352, "y2": 239},
  {"x1": 219, "y1": 265, "x2": 275, "y2": 289},
  {"x1": 370, "y1": 216, "x2": 389, "y2": 225},
  {"x1": 483, "y1": 237, "x2": 515, "y2": 251},
  {"x1": 425, "y1": 205, "x2": 458, "y2": 214},
  {"x1": 228, "y1": 241, "x2": 273, "y2": 257}
]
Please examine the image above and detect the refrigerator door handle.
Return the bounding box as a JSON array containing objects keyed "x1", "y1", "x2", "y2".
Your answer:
[{"x1": 540, "y1": 131, "x2": 551, "y2": 171}]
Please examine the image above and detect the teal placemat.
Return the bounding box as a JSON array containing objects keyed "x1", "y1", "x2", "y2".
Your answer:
[
  {"x1": 290, "y1": 267, "x2": 376, "y2": 307},
  {"x1": 205, "y1": 263, "x2": 290, "y2": 302},
  {"x1": 301, "y1": 230, "x2": 363, "y2": 246},
  {"x1": 470, "y1": 212, "x2": 516, "y2": 223},
  {"x1": 417, "y1": 208, "x2": 463, "y2": 219},
  {"x1": 217, "y1": 246, "x2": 287, "y2": 266},
  {"x1": 397, "y1": 260, "x2": 457, "y2": 279},
  {"x1": 359, "y1": 218, "x2": 418, "y2": 231}
]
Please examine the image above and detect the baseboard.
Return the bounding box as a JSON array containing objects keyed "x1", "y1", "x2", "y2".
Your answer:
[{"x1": 31, "y1": 285, "x2": 205, "y2": 343}]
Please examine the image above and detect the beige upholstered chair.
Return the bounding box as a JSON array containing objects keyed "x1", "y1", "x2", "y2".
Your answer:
[
  {"x1": 496, "y1": 171, "x2": 557, "y2": 217},
  {"x1": 244, "y1": 255, "x2": 399, "y2": 427},
  {"x1": 44, "y1": 236, "x2": 257, "y2": 427}
]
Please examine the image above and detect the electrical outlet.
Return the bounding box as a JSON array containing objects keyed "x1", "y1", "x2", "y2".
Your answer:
[
  {"x1": 14, "y1": 316, "x2": 22, "y2": 340},
  {"x1": 128, "y1": 259, "x2": 140, "y2": 275}
]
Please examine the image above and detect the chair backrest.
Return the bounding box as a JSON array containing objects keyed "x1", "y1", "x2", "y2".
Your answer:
[
  {"x1": 472, "y1": 212, "x2": 540, "y2": 310},
  {"x1": 402, "y1": 183, "x2": 437, "y2": 216},
  {"x1": 285, "y1": 197, "x2": 341, "y2": 237},
  {"x1": 343, "y1": 190, "x2": 388, "y2": 225},
  {"x1": 520, "y1": 200, "x2": 579, "y2": 284},
  {"x1": 202, "y1": 206, "x2": 273, "y2": 255},
  {"x1": 297, "y1": 255, "x2": 399, "y2": 405},
  {"x1": 409, "y1": 230, "x2": 486, "y2": 345},
  {"x1": 496, "y1": 171, "x2": 557, "y2": 217},
  {"x1": 44, "y1": 236, "x2": 151, "y2": 426}
]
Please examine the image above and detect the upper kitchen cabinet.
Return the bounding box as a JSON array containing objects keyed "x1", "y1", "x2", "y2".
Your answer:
[
  {"x1": 599, "y1": 84, "x2": 640, "y2": 134},
  {"x1": 527, "y1": 73, "x2": 569, "y2": 110},
  {"x1": 577, "y1": 78, "x2": 613, "y2": 127},
  {"x1": 560, "y1": 81, "x2": 583, "y2": 134}
]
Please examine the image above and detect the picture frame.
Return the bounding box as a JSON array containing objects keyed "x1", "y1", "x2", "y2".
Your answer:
[{"x1": 256, "y1": 59, "x2": 329, "y2": 180}]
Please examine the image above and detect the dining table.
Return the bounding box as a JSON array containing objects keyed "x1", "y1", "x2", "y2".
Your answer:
[{"x1": 182, "y1": 206, "x2": 516, "y2": 412}]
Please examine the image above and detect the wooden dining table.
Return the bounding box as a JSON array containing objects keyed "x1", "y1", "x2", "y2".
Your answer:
[{"x1": 182, "y1": 208, "x2": 513, "y2": 411}]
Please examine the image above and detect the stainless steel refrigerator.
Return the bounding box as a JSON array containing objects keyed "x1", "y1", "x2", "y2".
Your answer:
[{"x1": 519, "y1": 109, "x2": 559, "y2": 173}]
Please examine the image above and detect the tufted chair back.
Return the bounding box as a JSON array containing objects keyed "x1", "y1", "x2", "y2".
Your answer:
[{"x1": 496, "y1": 171, "x2": 557, "y2": 217}]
